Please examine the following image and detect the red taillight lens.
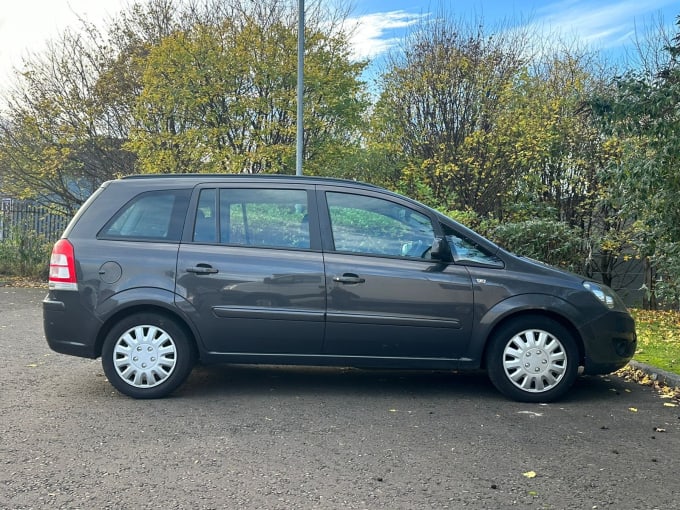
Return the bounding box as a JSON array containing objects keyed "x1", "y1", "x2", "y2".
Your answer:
[{"x1": 49, "y1": 239, "x2": 78, "y2": 290}]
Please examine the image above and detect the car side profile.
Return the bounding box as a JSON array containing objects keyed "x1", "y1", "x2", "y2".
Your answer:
[{"x1": 43, "y1": 175, "x2": 637, "y2": 402}]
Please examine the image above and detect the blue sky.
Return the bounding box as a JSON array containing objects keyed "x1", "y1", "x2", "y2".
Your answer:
[{"x1": 344, "y1": 0, "x2": 679, "y2": 67}]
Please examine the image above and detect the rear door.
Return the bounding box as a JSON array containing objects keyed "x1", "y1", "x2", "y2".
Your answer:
[
  {"x1": 176, "y1": 184, "x2": 325, "y2": 354},
  {"x1": 319, "y1": 188, "x2": 474, "y2": 359}
]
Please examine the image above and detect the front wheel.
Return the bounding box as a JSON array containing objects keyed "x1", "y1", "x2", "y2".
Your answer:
[
  {"x1": 102, "y1": 313, "x2": 195, "y2": 399},
  {"x1": 486, "y1": 316, "x2": 579, "y2": 403}
]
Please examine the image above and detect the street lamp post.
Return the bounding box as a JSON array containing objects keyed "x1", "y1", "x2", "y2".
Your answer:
[{"x1": 296, "y1": 0, "x2": 304, "y2": 176}]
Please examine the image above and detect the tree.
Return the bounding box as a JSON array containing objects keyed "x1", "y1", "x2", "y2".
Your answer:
[
  {"x1": 0, "y1": 0, "x2": 366, "y2": 211},
  {"x1": 369, "y1": 16, "x2": 530, "y2": 215},
  {"x1": 126, "y1": 12, "x2": 367, "y2": 174},
  {"x1": 0, "y1": 0, "x2": 180, "y2": 212},
  {"x1": 0, "y1": 27, "x2": 130, "y2": 213},
  {"x1": 592, "y1": 15, "x2": 680, "y2": 307},
  {"x1": 503, "y1": 52, "x2": 640, "y2": 289}
]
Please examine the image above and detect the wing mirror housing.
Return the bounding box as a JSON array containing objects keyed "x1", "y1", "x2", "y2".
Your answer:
[{"x1": 430, "y1": 237, "x2": 452, "y2": 262}]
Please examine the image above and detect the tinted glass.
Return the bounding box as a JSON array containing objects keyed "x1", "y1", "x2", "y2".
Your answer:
[
  {"x1": 100, "y1": 190, "x2": 189, "y2": 241},
  {"x1": 193, "y1": 188, "x2": 309, "y2": 248},
  {"x1": 194, "y1": 189, "x2": 217, "y2": 242},
  {"x1": 326, "y1": 192, "x2": 434, "y2": 258},
  {"x1": 443, "y1": 225, "x2": 503, "y2": 267}
]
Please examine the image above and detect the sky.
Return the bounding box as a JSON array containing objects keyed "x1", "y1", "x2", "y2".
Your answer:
[{"x1": 0, "y1": 0, "x2": 678, "y2": 94}]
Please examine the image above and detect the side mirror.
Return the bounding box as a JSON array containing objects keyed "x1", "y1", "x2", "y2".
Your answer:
[{"x1": 430, "y1": 237, "x2": 451, "y2": 262}]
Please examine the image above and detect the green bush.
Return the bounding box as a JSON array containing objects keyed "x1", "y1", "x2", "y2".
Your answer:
[
  {"x1": 490, "y1": 219, "x2": 584, "y2": 273},
  {"x1": 0, "y1": 226, "x2": 52, "y2": 280}
]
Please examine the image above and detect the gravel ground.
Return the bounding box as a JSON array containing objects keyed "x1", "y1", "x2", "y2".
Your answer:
[{"x1": 2, "y1": 286, "x2": 680, "y2": 509}]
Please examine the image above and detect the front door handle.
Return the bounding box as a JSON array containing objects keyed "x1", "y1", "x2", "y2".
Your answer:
[
  {"x1": 186, "y1": 264, "x2": 219, "y2": 275},
  {"x1": 332, "y1": 274, "x2": 365, "y2": 284}
]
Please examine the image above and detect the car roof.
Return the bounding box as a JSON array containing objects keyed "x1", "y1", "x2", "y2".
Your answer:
[{"x1": 120, "y1": 173, "x2": 382, "y2": 190}]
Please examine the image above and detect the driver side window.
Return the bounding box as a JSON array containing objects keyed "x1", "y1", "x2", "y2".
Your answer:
[{"x1": 326, "y1": 192, "x2": 435, "y2": 258}]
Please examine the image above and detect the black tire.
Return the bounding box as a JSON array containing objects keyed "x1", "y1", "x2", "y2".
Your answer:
[
  {"x1": 485, "y1": 316, "x2": 579, "y2": 403},
  {"x1": 102, "y1": 313, "x2": 195, "y2": 399}
]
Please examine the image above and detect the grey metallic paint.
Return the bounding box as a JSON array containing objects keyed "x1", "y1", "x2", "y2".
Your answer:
[{"x1": 43, "y1": 175, "x2": 636, "y2": 379}]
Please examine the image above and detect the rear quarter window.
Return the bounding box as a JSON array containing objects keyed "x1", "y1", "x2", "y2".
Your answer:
[{"x1": 98, "y1": 189, "x2": 190, "y2": 241}]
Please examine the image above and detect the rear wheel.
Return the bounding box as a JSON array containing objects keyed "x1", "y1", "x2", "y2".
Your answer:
[
  {"x1": 486, "y1": 316, "x2": 579, "y2": 402},
  {"x1": 102, "y1": 313, "x2": 195, "y2": 399}
]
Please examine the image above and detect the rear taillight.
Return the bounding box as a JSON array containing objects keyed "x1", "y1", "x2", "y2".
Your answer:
[{"x1": 49, "y1": 239, "x2": 78, "y2": 291}]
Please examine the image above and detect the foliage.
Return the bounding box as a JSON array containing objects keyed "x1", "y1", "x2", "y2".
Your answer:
[
  {"x1": 127, "y1": 14, "x2": 367, "y2": 174},
  {"x1": 0, "y1": 226, "x2": 51, "y2": 279},
  {"x1": 0, "y1": 26, "x2": 133, "y2": 213},
  {"x1": 591, "y1": 16, "x2": 680, "y2": 307},
  {"x1": 368, "y1": 15, "x2": 630, "y2": 289},
  {"x1": 0, "y1": 0, "x2": 367, "y2": 210},
  {"x1": 631, "y1": 309, "x2": 680, "y2": 375},
  {"x1": 370, "y1": 17, "x2": 529, "y2": 216},
  {"x1": 0, "y1": 0, "x2": 181, "y2": 212},
  {"x1": 490, "y1": 219, "x2": 584, "y2": 272},
  {"x1": 506, "y1": 55, "x2": 616, "y2": 223}
]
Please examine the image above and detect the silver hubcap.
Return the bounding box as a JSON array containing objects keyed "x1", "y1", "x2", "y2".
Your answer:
[
  {"x1": 502, "y1": 328, "x2": 567, "y2": 393},
  {"x1": 112, "y1": 325, "x2": 177, "y2": 388}
]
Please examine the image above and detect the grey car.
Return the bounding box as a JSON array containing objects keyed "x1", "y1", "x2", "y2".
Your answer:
[{"x1": 43, "y1": 175, "x2": 636, "y2": 402}]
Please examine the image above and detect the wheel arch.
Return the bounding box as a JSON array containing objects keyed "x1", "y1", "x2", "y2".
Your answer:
[
  {"x1": 475, "y1": 298, "x2": 586, "y2": 370},
  {"x1": 94, "y1": 291, "x2": 200, "y2": 359}
]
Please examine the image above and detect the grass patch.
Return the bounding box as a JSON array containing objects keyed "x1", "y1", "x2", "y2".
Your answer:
[{"x1": 630, "y1": 309, "x2": 680, "y2": 376}]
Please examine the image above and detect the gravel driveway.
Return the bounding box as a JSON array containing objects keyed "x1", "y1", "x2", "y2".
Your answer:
[{"x1": 1, "y1": 287, "x2": 679, "y2": 509}]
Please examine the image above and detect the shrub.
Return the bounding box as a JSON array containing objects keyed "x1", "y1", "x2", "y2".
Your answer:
[
  {"x1": 0, "y1": 225, "x2": 52, "y2": 279},
  {"x1": 491, "y1": 219, "x2": 584, "y2": 273}
]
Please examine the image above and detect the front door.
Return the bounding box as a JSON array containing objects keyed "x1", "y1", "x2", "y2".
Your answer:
[{"x1": 320, "y1": 190, "x2": 474, "y2": 359}]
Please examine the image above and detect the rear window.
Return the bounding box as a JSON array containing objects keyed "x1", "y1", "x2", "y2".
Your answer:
[{"x1": 99, "y1": 189, "x2": 190, "y2": 241}]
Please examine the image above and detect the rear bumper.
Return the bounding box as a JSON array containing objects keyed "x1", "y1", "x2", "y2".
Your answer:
[
  {"x1": 581, "y1": 310, "x2": 637, "y2": 375},
  {"x1": 43, "y1": 292, "x2": 102, "y2": 359}
]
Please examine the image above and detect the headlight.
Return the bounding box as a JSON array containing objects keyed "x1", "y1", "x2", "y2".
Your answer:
[{"x1": 583, "y1": 282, "x2": 616, "y2": 309}]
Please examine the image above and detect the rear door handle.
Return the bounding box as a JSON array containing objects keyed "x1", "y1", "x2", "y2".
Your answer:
[
  {"x1": 332, "y1": 274, "x2": 365, "y2": 284},
  {"x1": 186, "y1": 264, "x2": 219, "y2": 275}
]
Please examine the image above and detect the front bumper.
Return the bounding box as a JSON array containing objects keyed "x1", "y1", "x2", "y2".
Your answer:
[{"x1": 580, "y1": 309, "x2": 637, "y2": 375}]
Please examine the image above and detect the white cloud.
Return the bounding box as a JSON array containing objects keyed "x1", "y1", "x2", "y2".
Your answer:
[
  {"x1": 342, "y1": 10, "x2": 426, "y2": 61},
  {"x1": 532, "y1": 0, "x2": 676, "y2": 50}
]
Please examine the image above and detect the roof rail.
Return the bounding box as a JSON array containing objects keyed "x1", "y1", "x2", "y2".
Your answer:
[{"x1": 119, "y1": 173, "x2": 380, "y2": 188}]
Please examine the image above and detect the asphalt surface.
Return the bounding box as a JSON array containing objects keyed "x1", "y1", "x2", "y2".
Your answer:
[{"x1": 1, "y1": 287, "x2": 680, "y2": 509}]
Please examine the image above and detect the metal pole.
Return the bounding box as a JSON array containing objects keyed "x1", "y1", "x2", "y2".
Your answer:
[{"x1": 296, "y1": 0, "x2": 304, "y2": 176}]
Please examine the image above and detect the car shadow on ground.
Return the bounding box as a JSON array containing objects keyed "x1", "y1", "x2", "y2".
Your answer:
[
  {"x1": 179, "y1": 364, "x2": 497, "y2": 400},
  {"x1": 171, "y1": 363, "x2": 634, "y2": 403}
]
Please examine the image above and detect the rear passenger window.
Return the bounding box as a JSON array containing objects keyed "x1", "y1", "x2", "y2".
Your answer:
[
  {"x1": 99, "y1": 190, "x2": 190, "y2": 241},
  {"x1": 193, "y1": 188, "x2": 310, "y2": 249}
]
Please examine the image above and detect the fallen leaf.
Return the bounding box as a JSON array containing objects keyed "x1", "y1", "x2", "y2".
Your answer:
[
  {"x1": 26, "y1": 363, "x2": 38, "y2": 368},
  {"x1": 663, "y1": 402, "x2": 677, "y2": 407},
  {"x1": 389, "y1": 409, "x2": 398, "y2": 413},
  {"x1": 629, "y1": 407, "x2": 638, "y2": 412},
  {"x1": 523, "y1": 471, "x2": 537, "y2": 479}
]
